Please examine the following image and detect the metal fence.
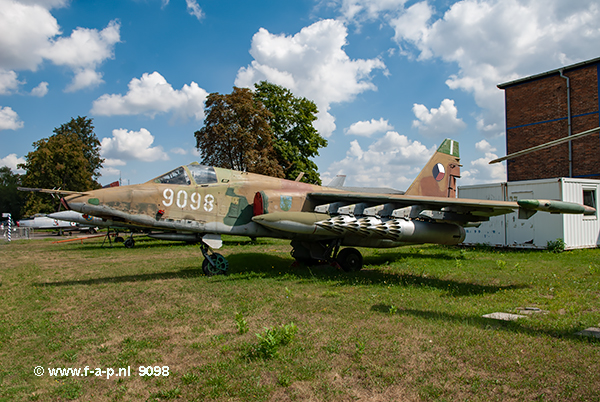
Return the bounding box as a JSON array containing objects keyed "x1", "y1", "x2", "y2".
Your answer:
[{"x1": 1, "y1": 227, "x2": 32, "y2": 241}]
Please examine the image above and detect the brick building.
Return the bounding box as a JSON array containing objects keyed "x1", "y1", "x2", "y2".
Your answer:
[{"x1": 497, "y1": 57, "x2": 600, "y2": 182}]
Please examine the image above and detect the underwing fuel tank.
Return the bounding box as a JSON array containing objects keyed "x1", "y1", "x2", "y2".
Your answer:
[
  {"x1": 252, "y1": 212, "x2": 333, "y2": 236},
  {"x1": 253, "y1": 212, "x2": 466, "y2": 246}
]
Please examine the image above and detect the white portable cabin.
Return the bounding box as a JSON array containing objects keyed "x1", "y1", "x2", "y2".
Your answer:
[{"x1": 458, "y1": 178, "x2": 600, "y2": 250}]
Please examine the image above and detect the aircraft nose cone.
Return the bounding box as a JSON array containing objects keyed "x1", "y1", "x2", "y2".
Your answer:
[
  {"x1": 66, "y1": 201, "x2": 86, "y2": 213},
  {"x1": 48, "y1": 211, "x2": 76, "y2": 220}
]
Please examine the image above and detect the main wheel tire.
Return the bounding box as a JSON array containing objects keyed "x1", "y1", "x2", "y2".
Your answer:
[
  {"x1": 336, "y1": 248, "x2": 363, "y2": 272},
  {"x1": 202, "y1": 253, "x2": 229, "y2": 276},
  {"x1": 124, "y1": 238, "x2": 135, "y2": 248}
]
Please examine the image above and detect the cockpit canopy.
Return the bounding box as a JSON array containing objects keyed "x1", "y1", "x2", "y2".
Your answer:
[{"x1": 152, "y1": 163, "x2": 217, "y2": 186}]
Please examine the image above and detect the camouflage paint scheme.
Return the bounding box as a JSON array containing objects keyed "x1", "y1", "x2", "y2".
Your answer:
[
  {"x1": 63, "y1": 165, "x2": 329, "y2": 240},
  {"x1": 22, "y1": 139, "x2": 595, "y2": 272}
]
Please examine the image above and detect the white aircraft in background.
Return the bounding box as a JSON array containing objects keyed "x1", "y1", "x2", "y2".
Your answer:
[{"x1": 17, "y1": 212, "x2": 97, "y2": 234}]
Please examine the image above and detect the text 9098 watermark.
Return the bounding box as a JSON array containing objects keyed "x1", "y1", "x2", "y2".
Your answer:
[{"x1": 34, "y1": 365, "x2": 169, "y2": 379}]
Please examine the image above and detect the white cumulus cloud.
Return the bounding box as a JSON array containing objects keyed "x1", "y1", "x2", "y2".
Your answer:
[
  {"x1": 411, "y1": 98, "x2": 466, "y2": 137},
  {"x1": 322, "y1": 131, "x2": 435, "y2": 188},
  {"x1": 31, "y1": 81, "x2": 48, "y2": 97},
  {"x1": 390, "y1": 0, "x2": 600, "y2": 136},
  {"x1": 186, "y1": 0, "x2": 204, "y2": 20},
  {"x1": 40, "y1": 20, "x2": 120, "y2": 91},
  {"x1": 336, "y1": 0, "x2": 600, "y2": 137},
  {"x1": 475, "y1": 139, "x2": 496, "y2": 153},
  {"x1": 461, "y1": 154, "x2": 506, "y2": 184},
  {"x1": 0, "y1": 0, "x2": 120, "y2": 92},
  {"x1": 337, "y1": 0, "x2": 409, "y2": 22},
  {"x1": 170, "y1": 147, "x2": 188, "y2": 155},
  {"x1": 235, "y1": 19, "x2": 386, "y2": 136},
  {"x1": 0, "y1": 153, "x2": 26, "y2": 173},
  {"x1": 101, "y1": 128, "x2": 169, "y2": 164},
  {"x1": 461, "y1": 139, "x2": 506, "y2": 184},
  {"x1": 0, "y1": 106, "x2": 24, "y2": 131},
  {"x1": 65, "y1": 69, "x2": 104, "y2": 93},
  {"x1": 0, "y1": 70, "x2": 21, "y2": 95},
  {"x1": 345, "y1": 118, "x2": 393, "y2": 137},
  {"x1": 91, "y1": 72, "x2": 208, "y2": 122}
]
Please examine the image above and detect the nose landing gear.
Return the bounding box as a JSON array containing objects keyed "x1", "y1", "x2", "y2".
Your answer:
[{"x1": 199, "y1": 241, "x2": 228, "y2": 276}]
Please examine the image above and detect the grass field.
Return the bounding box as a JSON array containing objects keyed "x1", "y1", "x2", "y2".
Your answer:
[{"x1": 1, "y1": 235, "x2": 599, "y2": 401}]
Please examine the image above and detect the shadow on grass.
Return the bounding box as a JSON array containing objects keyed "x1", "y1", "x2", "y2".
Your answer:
[
  {"x1": 69, "y1": 237, "x2": 192, "y2": 251},
  {"x1": 222, "y1": 252, "x2": 527, "y2": 297},
  {"x1": 34, "y1": 251, "x2": 525, "y2": 297},
  {"x1": 35, "y1": 267, "x2": 205, "y2": 287},
  {"x1": 63, "y1": 235, "x2": 273, "y2": 251},
  {"x1": 370, "y1": 304, "x2": 600, "y2": 342},
  {"x1": 365, "y1": 250, "x2": 459, "y2": 264}
]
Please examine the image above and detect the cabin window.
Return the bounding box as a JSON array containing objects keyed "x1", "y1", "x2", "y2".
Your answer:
[
  {"x1": 187, "y1": 164, "x2": 217, "y2": 185},
  {"x1": 154, "y1": 167, "x2": 191, "y2": 185},
  {"x1": 583, "y1": 189, "x2": 596, "y2": 208}
]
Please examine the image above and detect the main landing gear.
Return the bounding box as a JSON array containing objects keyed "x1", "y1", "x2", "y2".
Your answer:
[
  {"x1": 124, "y1": 235, "x2": 135, "y2": 249},
  {"x1": 101, "y1": 229, "x2": 135, "y2": 248},
  {"x1": 200, "y1": 242, "x2": 229, "y2": 276},
  {"x1": 335, "y1": 247, "x2": 363, "y2": 272},
  {"x1": 290, "y1": 239, "x2": 363, "y2": 272}
]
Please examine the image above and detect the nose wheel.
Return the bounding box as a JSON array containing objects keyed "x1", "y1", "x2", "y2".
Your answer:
[
  {"x1": 199, "y1": 242, "x2": 228, "y2": 276},
  {"x1": 202, "y1": 253, "x2": 228, "y2": 275}
]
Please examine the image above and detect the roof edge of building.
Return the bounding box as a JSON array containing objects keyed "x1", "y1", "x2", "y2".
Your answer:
[{"x1": 497, "y1": 56, "x2": 600, "y2": 89}]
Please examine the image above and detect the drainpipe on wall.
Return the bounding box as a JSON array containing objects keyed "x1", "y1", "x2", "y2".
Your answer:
[{"x1": 559, "y1": 69, "x2": 573, "y2": 177}]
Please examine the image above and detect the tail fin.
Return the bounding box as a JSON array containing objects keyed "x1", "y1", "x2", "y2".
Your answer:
[
  {"x1": 404, "y1": 139, "x2": 461, "y2": 197},
  {"x1": 326, "y1": 175, "x2": 346, "y2": 188}
]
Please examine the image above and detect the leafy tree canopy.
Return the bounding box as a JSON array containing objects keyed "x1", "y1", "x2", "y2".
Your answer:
[
  {"x1": 254, "y1": 81, "x2": 327, "y2": 184},
  {"x1": 0, "y1": 167, "x2": 25, "y2": 221},
  {"x1": 53, "y1": 116, "x2": 103, "y2": 180},
  {"x1": 194, "y1": 87, "x2": 284, "y2": 178},
  {"x1": 195, "y1": 83, "x2": 327, "y2": 184},
  {"x1": 18, "y1": 116, "x2": 104, "y2": 216}
]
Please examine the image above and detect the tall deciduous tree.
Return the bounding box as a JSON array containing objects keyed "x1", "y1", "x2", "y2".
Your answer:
[
  {"x1": 0, "y1": 167, "x2": 25, "y2": 221},
  {"x1": 53, "y1": 116, "x2": 103, "y2": 181},
  {"x1": 18, "y1": 116, "x2": 104, "y2": 216},
  {"x1": 254, "y1": 81, "x2": 327, "y2": 184},
  {"x1": 194, "y1": 87, "x2": 284, "y2": 177}
]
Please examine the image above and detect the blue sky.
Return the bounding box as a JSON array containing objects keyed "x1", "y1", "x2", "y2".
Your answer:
[{"x1": 1, "y1": 0, "x2": 599, "y2": 188}]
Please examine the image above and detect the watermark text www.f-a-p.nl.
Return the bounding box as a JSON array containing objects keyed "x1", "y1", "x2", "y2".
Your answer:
[{"x1": 34, "y1": 365, "x2": 169, "y2": 379}]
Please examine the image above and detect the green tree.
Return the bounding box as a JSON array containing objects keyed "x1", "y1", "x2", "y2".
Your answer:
[
  {"x1": 0, "y1": 167, "x2": 25, "y2": 221},
  {"x1": 53, "y1": 116, "x2": 103, "y2": 181},
  {"x1": 18, "y1": 117, "x2": 104, "y2": 216},
  {"x1": 254, "y1": 81, "x2": 327, "y2": 184},
  {"x1": 194, "y1": 87, "x2": 284, "y2": 177}
]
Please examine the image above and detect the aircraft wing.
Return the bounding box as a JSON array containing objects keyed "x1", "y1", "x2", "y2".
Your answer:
[
  {"x1": 17, "y1": 187, "x2": 89, "y2": 196},
  {"x1": 307, "y1": 191, "x2": 595, "y2": 224}
]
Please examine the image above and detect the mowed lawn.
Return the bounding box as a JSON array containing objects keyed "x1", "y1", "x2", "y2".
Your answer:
[{"x1": 0, "y1": 235, "x2": 599, "y2": 401}]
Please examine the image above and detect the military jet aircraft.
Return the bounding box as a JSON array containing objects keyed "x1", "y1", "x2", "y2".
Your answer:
[
  {"x1": 19, "y1": 139, "x2": 595, "y2": 275},
  {"x1": 17, "y1": 213, "x2": 97, "y2": 234}
]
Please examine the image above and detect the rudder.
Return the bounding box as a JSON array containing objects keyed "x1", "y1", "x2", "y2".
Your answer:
[{"x1": 404, "y1": 139, "x2": 461, "y2": 197}]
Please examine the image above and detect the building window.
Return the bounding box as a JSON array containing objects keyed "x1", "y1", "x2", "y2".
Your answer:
[{"x1": 583, "y1": 189, "x2": 597, "y2": 218}]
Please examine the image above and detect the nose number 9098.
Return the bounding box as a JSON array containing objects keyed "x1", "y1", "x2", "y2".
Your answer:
[{"x1": 162, "y1": 188, "x2": 214, "y2": 212}]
